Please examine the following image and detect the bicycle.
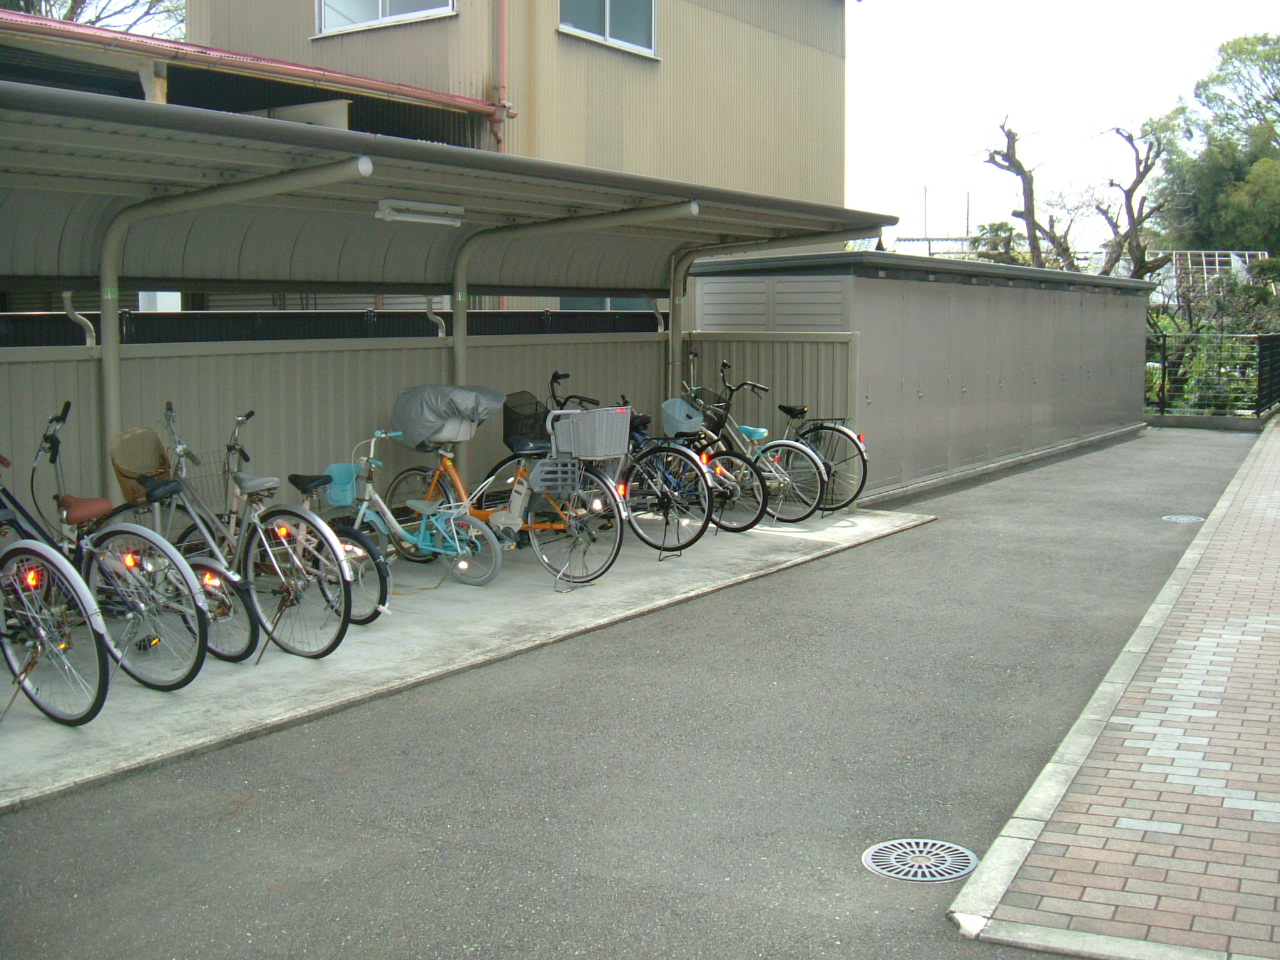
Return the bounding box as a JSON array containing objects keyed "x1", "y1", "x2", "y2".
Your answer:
[
  {"x1": 778, "y1": 406, "x2": 868, "y2": 512},
  {"x1": 106, "y1": 411, "x2": 260, "y2": 662},
  {"x1": 390, "y1": 380, "x2": 627, "y2": 585},
  {"x1": 113, "y1": 404, "x2": 353, "y2": 660},
  {"x1": 545, "y1": 374, "x2": 713, "y2": 554},
  {"x1": 320, "y1": 436, "x2": 502, "y2": 588},
  {"x1": 1, "y1": 452, "x2": 110, "y2": 725},
  {"x1": 5, "y1": 403, "x2": 209, "y2": 692},
  {"x1": 681, "y1": 361, "x2": 828, "y2": 523}
]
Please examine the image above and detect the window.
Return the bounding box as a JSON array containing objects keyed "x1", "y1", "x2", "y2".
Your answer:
[
  {"x1": 320, "y1": 0, "x2": 453, "y2": 34},
  {"x1": 560, "y1": 0, "x2": 654, "y2": 55},
  {"x1": 560, "y1": 296, "x2": 656, "y2": 311}
]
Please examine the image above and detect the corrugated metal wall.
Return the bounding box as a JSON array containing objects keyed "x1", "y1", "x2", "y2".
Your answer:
[
  {"x1": 694, "y1": 274, "x2": 1147, "y2": 497},
  {"x1": 1, "y1": 331, "x2": 860, "y2": 519}
]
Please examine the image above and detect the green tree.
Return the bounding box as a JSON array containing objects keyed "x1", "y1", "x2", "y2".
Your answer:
[
  {"x1": 0, "y1": 0, "x2": 183, "y2": 37},
  {"x1": 1193, "y1": 34, "x2": 1280, "y2": 147},
  {"x1": 967, "y1": 221, "x2": 1029, "y2": 265}
]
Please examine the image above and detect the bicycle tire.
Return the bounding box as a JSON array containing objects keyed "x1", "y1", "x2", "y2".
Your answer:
[
  {"x1": 330, "y1": 523, "x2": 390, "y2": 624},
  {"x1": 85, "y1": 524, "x2": 209, "y2": 691},
  {"x1": 243, "y1": 507, "x2": 350, "y2": 659},
  {"x1": 757, "y1": 440, "x2": 826, "y2": 523},
  {"x1": 320, "y1": 503, "x2": 389, "y2": 560},
  {"x1": 442, "y1": 515, "x2": 503, "y2": 586},
  {"x1": 526, "y1": 465, "x2": 624, "y2": 584},
  {"x1": 0, "y1": 541, "x2": 110, "y2": 725},
  {"x1": 102, "y1": 499, "x2": 194, "y2": 547},
  {"x1": 384, "y1": 466, "x2": 457, "y2": 564},
  {"x1": 798, "y1": 423, "x2": 867, "y2": 511},
  {"x1": 186, "y1": 558, "x2": 259, "y2": 662},
  {"x1": 622, "y1": 445, "x2": 712, "y2": 552},
  {"x1": 705, "y1": 451, "x2": 769, "y2": 533}
]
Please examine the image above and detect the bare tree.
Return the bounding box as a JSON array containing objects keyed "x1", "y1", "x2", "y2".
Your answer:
[
  {"x1": 985, "y1": 124, "x2": 1045, "y2": 267},
  {"x1": 0, "y1": 0, "x2": 183, "y2": 37},
  {"x1": 1094, "y1": 127, "x2": 1172, "y2": 281}
]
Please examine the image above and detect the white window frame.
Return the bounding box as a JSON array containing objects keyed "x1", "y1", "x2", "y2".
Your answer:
[
  {"x1": 559, "y1": 0, "x2": 656, "y2": 58},
  {"x1": 317, "y1": 0, "x2": 455, "y2": 37}
]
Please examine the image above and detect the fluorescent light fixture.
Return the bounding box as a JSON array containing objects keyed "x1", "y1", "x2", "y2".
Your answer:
[{"x1": 375, "y1": 199, "x2": 465, "y2": 226}]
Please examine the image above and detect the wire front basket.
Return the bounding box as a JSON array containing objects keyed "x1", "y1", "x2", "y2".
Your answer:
[
  {"x1": 180, "y1": 450, "x2": 228, "y2": 511},
  {"x1": 503, "y1": 391, "x2": 551, "y2": 447}
]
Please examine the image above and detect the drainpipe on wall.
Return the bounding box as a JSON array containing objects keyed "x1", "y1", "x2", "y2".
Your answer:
[
  {"x1": 96, "y1": 155, "x2": 374, "y2": 488},
  {"x1": 666, "y1": 228, "x2": 884, "y2": 398},
  {"x1": 425, "y1": 298, "x2": 448, "y2": 338},
  {"x1": 61, "y1": 291, "x2": 96, "y2": 347},
  {"x1": 489, "y1": 0, "x2": 518, "y2": 152}
]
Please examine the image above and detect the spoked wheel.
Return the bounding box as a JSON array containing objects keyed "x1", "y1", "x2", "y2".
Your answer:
[
  {"x1": 330, "y1": 524, "x2": 391, "y2": 623},
  {"x1": 705, "y1": 451, "x2": 768, "y2": 532},
  {"x1": 621, "y1": 445, "x2": 712, "y2": 552},
  {"x1": 85, "y1": 525, "x2": 209, "y2": 691},
  {"x1": 757, "y1": 440, "x2": 826, "y2": 523},
  {"x1": 186, "y1": 559, "x2": 259, "y2": 662},
  {"x1": 441, "y1": 515, "x2": 503, "y2": 586},
  {"x1": 799, "y1": 423, "x2": 867, "y2": 511},
  {"x1": 242, "y1": 508, "x2": 351, "y2": 659},
  {"x1": 526, "y1": 466, "x2": 624, "y2": 584},
  {"x1": 0, "y1": 543, "x2": 109, "y2": 726}
]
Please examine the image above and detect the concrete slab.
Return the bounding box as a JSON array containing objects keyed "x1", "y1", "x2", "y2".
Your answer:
[{"x1": 0, "y1": 507, "x2": 931, "y2": 812}]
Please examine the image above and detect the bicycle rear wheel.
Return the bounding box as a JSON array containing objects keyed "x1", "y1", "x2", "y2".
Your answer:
[
  {"x1": 384, "y1": 466, "x2": 456, "y2": 564},
  {"x1": 526, "y1": 466, "x2": 623, "y2": 584},
  {"x1": 331, "y1": 524, "x2": 390, "y2": 624},
  {"x1": 622, "y1": 445, "x2": 712, "y2": 552},
  {"x1": 0, "y1": 542, "x2": 109, "y2": 725},
  {"x1": 85, "y1": 525, "x2": 209, "y2": 691},
  {"x1": 799, "y1": 423, "x2": 867, "y2": 511},
  {"x1": 757, "y1": 440, "x2": 826, "y2": 523},
  {"x1": 442, "y1": 515, "x2": 503, "y2": 586},
  {"x1": 705, "y1": 451, "x2": 768, "y2": 532},
  {"x1": 186, "y1": 559, "x2": 259, "y2": 662},
  {"x1": 244, "y1": 508, "x2": 351, "y2": 659}
]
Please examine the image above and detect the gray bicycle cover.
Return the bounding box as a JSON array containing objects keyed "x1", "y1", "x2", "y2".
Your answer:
[{"x1": 390, "y1": 384, "x2": 505, "y2": 451}]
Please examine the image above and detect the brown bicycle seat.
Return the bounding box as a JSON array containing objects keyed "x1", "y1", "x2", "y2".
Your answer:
[{"x1": 61, "y1": 494, "x2": 113, "y2": 526}]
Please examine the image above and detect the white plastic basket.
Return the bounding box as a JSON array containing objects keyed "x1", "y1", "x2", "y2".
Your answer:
[
  {"x1": 552, "y1": 406, "x2": 631, "y2": 460},
  {"x1": 427, "y1": 417, "x2": 477, "y2": 443},
  {"x1": 662, "y1": 398, "x2": 702, "y2": 437}
]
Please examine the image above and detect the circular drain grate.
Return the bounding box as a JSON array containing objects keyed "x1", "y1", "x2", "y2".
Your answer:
[
  {"x1": 861, "y1": 839, "x2": 979, "y2": 883},
  {"x1": 1162, "y1": 515, "x2": 1206, "y2": 524}
]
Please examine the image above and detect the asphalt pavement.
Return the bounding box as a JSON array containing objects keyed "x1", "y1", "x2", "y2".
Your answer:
[{"x1": 0, "y1": 426, "x2": 1256, "y2": 960}]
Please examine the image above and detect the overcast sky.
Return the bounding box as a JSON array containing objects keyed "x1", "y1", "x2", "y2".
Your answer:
[{"x1": 844, "y1": 0, "x2": 1275, "y2": 248}]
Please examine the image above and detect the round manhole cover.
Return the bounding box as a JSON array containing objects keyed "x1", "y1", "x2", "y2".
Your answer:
[
  {"x1": 861, "y1": 839, "x2": 979, "y2": 883},
  {"x1": 1162, "y1": 515, "x2": 1206, "y2": 524}
]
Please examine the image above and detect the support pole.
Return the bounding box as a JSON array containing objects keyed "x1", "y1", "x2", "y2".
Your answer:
[{"x1": 97, "y1": 156, "x2": 373, "y2": 490}]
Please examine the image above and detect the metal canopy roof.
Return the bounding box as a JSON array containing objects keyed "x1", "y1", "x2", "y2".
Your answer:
[{"x1": 0, "y1": 80, "x2": 897, "y2": 298}]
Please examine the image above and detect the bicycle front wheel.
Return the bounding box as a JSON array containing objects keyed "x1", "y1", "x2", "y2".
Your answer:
[
  {"x1": 526, "y1": 466, "x2": 623, "y2": 584},
  {"x1": 244, "y1": 508, "x2": 351, "y2": 659},
  {"x1": 799, "y1": 423, "x2": 867, "y2": 511},
  {"x1": 0, "y1": 542, "x2": 109, "y2": 725},
  {"x1": 443, "y1": 515, "x2": 503, "y2": 586},
  {"x1": 705, "y1": 451, "x2": 768, "y2": 532},
  {"x1": 330, "y1": 524, "x2": 390, "y2": 624},
  {"x1": 622, "y1": 445, "x2": 712, "y2": 552},
  {"x1": 85, "y1": 525, "x2": 209, "y2": 691},
  {"x1": 186, "y1": 559, "x2": 259, "y2": 662},
  {"x1": 757, "y1": 440, "x2": 826, "y2": 523}
]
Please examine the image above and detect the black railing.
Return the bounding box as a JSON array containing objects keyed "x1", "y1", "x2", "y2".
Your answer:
[
  {"x1": 1148, "y1": 333, "x2": 1280, "y2": 418},
  {"x1": 0, "y1": 309, "x2": 667, "y2": 347}
]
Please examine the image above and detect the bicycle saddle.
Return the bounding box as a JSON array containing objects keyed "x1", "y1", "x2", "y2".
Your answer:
[
  {"x1": 137, "y1": 474, "x2": 184, "y2": 503},
  {"x1": 779, "y1": 404, "x2": 808, "y2": 419},
  {"x1": 288, "y1": 474, "x2": 331, "y2": 496},
  {"x1": 233, "y1": 471, "x2": 279, "y2": 495},
  {"x1": 740, "y1": 426, "x2": 769, "y2": 442},
  {"x1": 60, "y1": 494, "x2": 113, "y2": 526}
]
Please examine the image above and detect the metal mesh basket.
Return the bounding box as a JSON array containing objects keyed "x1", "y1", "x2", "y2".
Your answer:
[
  {"x1": 503, "y1": 391, "x2": 550, "y2": 446},
  {"x1": 689, "y1": 388, "x2": 729, "y2": 434},
  {"x1": 552, "y1": 406, "x2": 631, "y2": 460},
  {"x1": 179, "y1": 451, "x2": 228, "y2": 511},
  {"x1": 528, "y1": 457, "x2": 582, "y2": 496}
]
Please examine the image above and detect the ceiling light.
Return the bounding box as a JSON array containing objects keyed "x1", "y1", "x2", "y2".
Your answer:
[{"x1": 374, "y1": 199, "x2": 465, "y2": 227}]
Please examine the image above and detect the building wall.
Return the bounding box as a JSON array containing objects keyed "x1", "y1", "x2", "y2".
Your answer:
[
  {"x1": 693, "y1": 269, "x2": 1149, "y2": 497},
  {"x1": 186, "y1": 0, "x2": 845, "y2": 204}
]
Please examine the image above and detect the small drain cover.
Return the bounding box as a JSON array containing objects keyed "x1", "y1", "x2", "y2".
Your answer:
[
  {"x1": 1162, "y1": 515, "x2": 1206, "y2": 523},
  {"x1": 861, "y1": 839, "x2": 978, "y2": 882}
]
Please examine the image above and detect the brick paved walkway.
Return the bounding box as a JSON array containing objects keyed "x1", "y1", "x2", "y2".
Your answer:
[{"x1": 950, "y1": 422, "x2": 1280, "y2": 960}]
